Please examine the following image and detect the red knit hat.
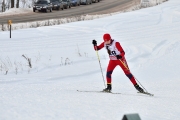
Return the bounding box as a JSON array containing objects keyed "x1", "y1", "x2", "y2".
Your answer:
[{"x1": 103, "y1": 33, "x2": 111, "y2": 41}]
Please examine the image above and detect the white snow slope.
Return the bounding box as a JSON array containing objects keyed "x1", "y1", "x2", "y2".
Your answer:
[{"x1": 1, "y1": 0, "x2": 180, "y2": 120}]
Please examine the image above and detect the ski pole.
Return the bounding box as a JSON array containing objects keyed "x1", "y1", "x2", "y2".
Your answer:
[
  {"x1": 119, "y1": 59, "x2": 148, "y2": 92},
  {"x1": 95, "y1": 46, "x2": 106, "y2": 88}
]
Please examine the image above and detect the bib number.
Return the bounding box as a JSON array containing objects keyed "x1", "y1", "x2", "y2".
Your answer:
[{"x1": 110, "y1": 51, "x2": 116, "y2": 55}]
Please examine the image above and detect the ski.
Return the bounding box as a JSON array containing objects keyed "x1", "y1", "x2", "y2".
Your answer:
[
  {"x1": 138, "y1": 91, "x2": 154, "y2": 96},
  {"x1": 77, "y1": 90, "x2": 153, "y2": 96},
  {"x1": 77, "y1": 90, "x2": 121, "y2": 94}
]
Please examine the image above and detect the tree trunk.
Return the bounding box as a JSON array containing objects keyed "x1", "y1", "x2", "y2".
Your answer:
[
  {"x1": 16, "y1": 0, "x2": 19, "y2": 8},
  {"x1": 11, "y1": 0, "x2": 14, "y2": 8},
  {"x1": 2, "y1": 0, "x2": 5, "y2": 12}
]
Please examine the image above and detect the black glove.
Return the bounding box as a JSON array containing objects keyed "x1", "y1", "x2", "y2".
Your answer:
[
  {"x1": 116, "y1": 55, "x2": 122, "y2": 59},
  {"x1": 92, "y1": 40, "x2": 97, "y2": 46}
]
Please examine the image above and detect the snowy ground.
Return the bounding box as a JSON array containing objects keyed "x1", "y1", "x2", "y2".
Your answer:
[
  {"x1": 0, "y1": 8, "x2": 32, "y2": 16},
  {"x1": 1, "y1": 0, "x2": 180, "y2": 120}
]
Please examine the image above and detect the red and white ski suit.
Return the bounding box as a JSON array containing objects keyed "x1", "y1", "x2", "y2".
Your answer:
[{"x1": 94, "y1": 40, "x2": 137, "y2": 85}]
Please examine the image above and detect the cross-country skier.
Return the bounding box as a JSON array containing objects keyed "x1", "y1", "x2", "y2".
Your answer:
[{"x1": 92, "y1": 33, "x2": 144, "y2": 93}]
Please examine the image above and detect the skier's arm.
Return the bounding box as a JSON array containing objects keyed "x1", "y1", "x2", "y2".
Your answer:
[
  {"x1": 94, "y1": 42, "x2": 104, "y2": 51},
  {"x1": 116, "y1": 42, "x2": 125, "y2": 57}
]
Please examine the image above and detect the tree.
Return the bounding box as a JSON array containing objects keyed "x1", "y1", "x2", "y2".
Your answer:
[
  {"x1": 11, "y1": 0, "x2": 14, "y2": 8},
  {"x1": 2, "y1": 0, "x2": 5, "y2": 12},
  {"x1": 16, "y1": 0, "x2": 19, "y2": 8}
]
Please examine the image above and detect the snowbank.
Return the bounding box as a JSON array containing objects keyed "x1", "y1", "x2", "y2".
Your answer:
[{"x1": 0, "y1": 8, "x2": 32, "y2": 16}]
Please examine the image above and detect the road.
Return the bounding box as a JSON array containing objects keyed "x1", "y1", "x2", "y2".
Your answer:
[{"x1": 0, "y1": 0, "x2": 140, "y2": 24}]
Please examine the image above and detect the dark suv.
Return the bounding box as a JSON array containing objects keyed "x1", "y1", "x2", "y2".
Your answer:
[
  {"x1": 33, "y1": 0, "x2": 53, "y2": 12},
  {"x1": 62, "y1": 0, "x2": 72, "y2": 9},
  {"x1": 80, "y1": 0, "x2": 92, "y2": 5},
  {"x1": 71, "y1": 0, "x2": 81, "y2": 6},
  {"x1": 92, "y1": 0, "x2": 100, "y2": 3},
  {"x1": 50, "y1": 0, "x2": 64, "y2": 10}
]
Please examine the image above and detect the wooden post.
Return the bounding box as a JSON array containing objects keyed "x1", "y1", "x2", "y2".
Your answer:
[{"x1": 8, "y1": 20, "x2": 12, "y2": 38}]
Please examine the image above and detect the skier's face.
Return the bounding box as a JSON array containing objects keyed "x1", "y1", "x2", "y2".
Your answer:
[{"x1": 105, "y1": 39, "x2": 111, "y2": 45}]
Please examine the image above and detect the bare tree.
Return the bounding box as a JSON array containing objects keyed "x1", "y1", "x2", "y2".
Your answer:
[
  {"x1": 11, "y1": 0, "x2": 14, "y2": 8},
  {"x1": 32, "y1": 0, "x2": 36, "y2": 7},
  {"x1": 16, "y1": 0, "x2": 19, "y2": 8},
  {"x1": 21, "y1": 0, "x2": 26, "y2": 8},
  {"x1": 2, "y1": 0, "x2": 5, "y2": 12},
  {"x1": 1, "y1": 0, "x2": 10, "y2": 12},
  {"x1": 21, "y1": 0, "x2": 34, "y2": 8},
  {"x1": 0, "y1": 3, "x2": 1, "y2": 12},
  {"x1": 7, "y1": 0, "x2": 11, "y2": 10}
]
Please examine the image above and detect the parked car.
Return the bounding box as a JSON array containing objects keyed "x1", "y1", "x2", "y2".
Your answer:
[
  {"x1": 80, "y1": 0, "x2": 92, "y2": 5},
  {"x1": 50, "y1": 0, "x2": 64, "y2": 10},
  {"x1": 62, "y1": 0, "x2": 72, "y2": 9},
  {"x1": 33, "y1": 0, "x2": 53, "y2": 12},
  {"x1": 92, "y1": 0, "x2": 99, "y2": 3},
  {"x1": 71, "y1": 0, "x2": 81, "y2": 6}
]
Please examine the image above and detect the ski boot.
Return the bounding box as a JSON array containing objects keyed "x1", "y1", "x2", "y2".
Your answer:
[
  {"x1": 103, "y1": 84, "x2": 112, "y2": 92},
  {"x1": 134, "y1": 83, "x2": 144, "y2": 93}
]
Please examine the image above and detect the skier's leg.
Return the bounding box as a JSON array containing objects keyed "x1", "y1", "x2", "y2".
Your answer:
[
  {"x1": 118, "y1": 58, "x2": 137, "y2": 85},
  {"x1": 103, "y1": 60, "x2": 117, "y2": 92},
  {"x1": 106, "y1": 60, "x2": 117, "y2": 84},
  {"x1": 118, "y1": 58, "x2": 144, "y2": 92}
]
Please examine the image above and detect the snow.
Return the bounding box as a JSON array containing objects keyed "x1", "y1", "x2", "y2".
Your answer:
[
  {"x1": 0, "y1": 8, "x2": 32, "y2": 16},
  {"x1": 1, "y1": 0, "x2": 180, "y2": 120},
  {"x1": 0, "y1": 7, "x2": 33, "y2": 16}
]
